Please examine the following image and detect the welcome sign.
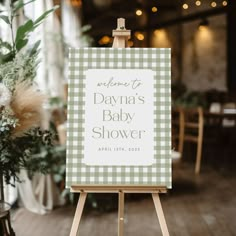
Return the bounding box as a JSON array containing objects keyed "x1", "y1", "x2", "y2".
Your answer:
[
  {"x1": 67, "y1": 48, "x2": 171, "y2": 188},
  {"x1": 84, "y1": 69, "x2": 155, "y2": 166}
]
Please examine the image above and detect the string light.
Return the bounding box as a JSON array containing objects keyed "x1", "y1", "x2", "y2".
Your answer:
[
  {"x1": 99, "y1": 36, "x2": 111, "y2": 45},
  {"x1": 152, "y1": 7, "x2": 158, "y2": 12},
  {"x1": 211, "y1": 1, "x2": 217, "y2": 7},
  {"x1": 182, "y1": 3, "x2": 189, "y2": 10},
  {"x1": 222, "y1": 1, "x2": 228, "y2": 6},
  {"x1": 137, "y1": 34, "x2": 144, "y2": 41},
  {"x1": 136, "y1": 9, "x2": 143, "y2": 16},
  {"x1": 128, "y1": 41, "x2": 134, "y2": 47},
  {"x1": 135, "y1": 32, "x2": 145, "y2": 41},
  {"x1": 195, "y1": 1, "x2": 201, "y2": 6}
]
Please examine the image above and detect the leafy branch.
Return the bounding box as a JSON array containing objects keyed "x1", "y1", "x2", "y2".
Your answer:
[
  {"x1": 0, "y1": 0, "x2": 59, "y2": 64},
  {"x1": 0, "y1": 0, "x2": 60, "y2": 190}
]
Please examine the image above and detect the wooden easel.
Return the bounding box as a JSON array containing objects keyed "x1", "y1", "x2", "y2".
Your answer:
[{"x1": 69, "y1": 18, "x2": 170, "y2": 236}]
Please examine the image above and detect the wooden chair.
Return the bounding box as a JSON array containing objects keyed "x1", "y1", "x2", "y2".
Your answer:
[
  {"x1": 183, "y1": 107, "x2": 204, "y2": 174},
  {"x1": 171, "y1": 107, "x2": 184, "y2": 162},
  {"x1": 172, "y1": 106, "x2": 204, "y2": 174}
]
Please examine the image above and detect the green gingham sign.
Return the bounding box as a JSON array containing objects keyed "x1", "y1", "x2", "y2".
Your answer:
[{"x1": 66, "y1": 48, "x2": 171, "y2": 188}]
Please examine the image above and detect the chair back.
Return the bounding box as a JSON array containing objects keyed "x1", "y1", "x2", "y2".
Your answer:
[
  {"x1": 172, "y1": 107, "x2": 184, "y2": 156},
  {"x1": 183, "y1": 107, "x2": 204, "y2": 174}
]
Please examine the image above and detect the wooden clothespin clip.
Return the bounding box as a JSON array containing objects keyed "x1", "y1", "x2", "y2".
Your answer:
[{"x1": 112, "y1": 18, "x2": 131, "y2": 48}]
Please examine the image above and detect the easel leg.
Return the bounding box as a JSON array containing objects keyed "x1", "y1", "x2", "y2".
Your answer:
[
  {"x1": 70, "y1": 192, "x2": 87, "y2": 236},
  {"x1": 152, "y1": 193, "x2": 170, "y2": 236},
  {"x1": 118, "y1": 191, "x2": 125, "y2": 236}
]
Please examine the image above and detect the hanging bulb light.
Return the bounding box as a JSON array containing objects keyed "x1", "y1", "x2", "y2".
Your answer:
[
  {"x1": 211, "y1": 1, "x2": 217, "y2": 7},
  {"x1": 198, "y1": 18, "x2": 209, "y2": 30},
  {"x1": 195, "y1": 1, "x2": 201, "y2": 6},
  {"x1": 136, "y1": 9, "x2": 143, "y2": 16},
  {"x1": 152, "y1": 7, "x2": 158, "y2": 13},
  {"x1": 182, "y1": 3, "x2": 189, "y2": 10},
  {"x1": 222, "y1": 1, "x2": 228, "y2": 6}
]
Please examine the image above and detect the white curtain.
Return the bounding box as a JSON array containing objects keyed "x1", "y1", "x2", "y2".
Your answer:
[
  {"x1": 24, "y1": 0, "x2": 65, "y2": 97},
  {"x1": 0, "y1": 2, "x2": 10, "y2": 41},
  {"x1": 61, "y1": 1, "x2": 82, "y2": 84},
  {"x1": 3, "y1": 181, "x2": 17, "y2": 205},
  {"x1": 17, "y1": 170, "x2": 64, "y2": 215},
  {"x1": 61, "y1": 1, "x2": 82, "y2": 48}
]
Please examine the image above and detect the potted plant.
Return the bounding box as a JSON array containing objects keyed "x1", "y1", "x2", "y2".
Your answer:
[{"x1": 0, "y1": 0, "x2": 58, "y2": 202}]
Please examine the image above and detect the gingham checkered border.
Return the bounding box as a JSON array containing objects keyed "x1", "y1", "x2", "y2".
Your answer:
[{"x1": 66, "y1": 48, "x2": 171, "y2": 188}]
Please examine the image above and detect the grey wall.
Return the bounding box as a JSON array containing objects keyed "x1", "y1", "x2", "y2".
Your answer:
[{"x1": 151, "y1": 0, "x2": 227, "y2": 92}]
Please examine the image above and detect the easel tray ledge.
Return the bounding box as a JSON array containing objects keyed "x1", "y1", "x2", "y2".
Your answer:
[{"x1": 70, "y1": 185, "x2": 167, "y2": 193}]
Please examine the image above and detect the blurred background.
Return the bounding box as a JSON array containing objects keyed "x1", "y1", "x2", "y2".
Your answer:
[{"x1": 0, "y1": 0, "x2": 236, "y2": 235}]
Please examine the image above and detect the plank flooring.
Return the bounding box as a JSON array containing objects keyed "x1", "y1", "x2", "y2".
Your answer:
[{"x1": 11, "y1": 164, "x2": 236, "y2": 236}]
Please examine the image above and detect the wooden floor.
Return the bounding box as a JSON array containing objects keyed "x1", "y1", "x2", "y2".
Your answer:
[{"x1": 12, "y1": 164, "x2": 236, "y2": 236}]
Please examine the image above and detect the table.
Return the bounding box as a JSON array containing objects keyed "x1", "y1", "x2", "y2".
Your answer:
[
  {"x1": 204, "y1": 111, "x2": 236, "y2": 126},
  {"x1": 203, "y1": 111, "x2": 236, "y2": 167}
]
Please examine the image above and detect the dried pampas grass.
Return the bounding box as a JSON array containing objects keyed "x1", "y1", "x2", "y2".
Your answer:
[{"x1": 10, "y1": 82, "x2": 45, "y2": 137}]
